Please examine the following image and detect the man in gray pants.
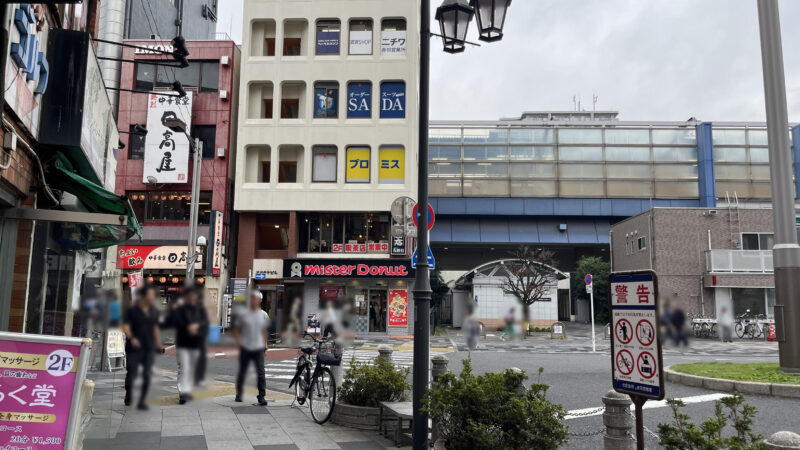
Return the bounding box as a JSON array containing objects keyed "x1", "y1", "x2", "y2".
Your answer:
[{"x1": 234, "y1": 290, "x2": 270, "y2": 405}]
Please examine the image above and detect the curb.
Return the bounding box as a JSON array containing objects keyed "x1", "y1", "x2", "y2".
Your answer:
[{"x1": 665, "y1": 366, "x2": 800, "y2": 399}]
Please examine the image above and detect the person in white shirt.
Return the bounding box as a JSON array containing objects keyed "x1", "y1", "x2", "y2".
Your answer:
[{"x1": 233, "y1": 290, "x2": 270, "y2": 405}]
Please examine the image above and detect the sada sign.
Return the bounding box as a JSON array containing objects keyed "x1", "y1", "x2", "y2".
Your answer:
[{"x1": 380, "y1": 82, "x2": 405, "y2": 119}]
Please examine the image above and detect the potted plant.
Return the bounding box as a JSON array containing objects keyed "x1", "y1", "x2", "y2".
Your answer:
[{"x1": 332, "y1": 358, "x2": 410, "y2": 430}]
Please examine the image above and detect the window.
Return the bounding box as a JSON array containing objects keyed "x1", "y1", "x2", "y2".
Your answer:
[
  {"x1": 200, "y1": 63, "x2": 219, "y2": 93},
  {"x1": 638, "y1": 236, "x2": 646, "y2": 251},
  {"x1": 283, "y1": 19, "x2": 307, "y2": 56},
  {"x1": 741, "y1": 233, "x2": 773, "y2": 250},
  {"x1": 349, "y1": 19, "x2": 372, "y2": 55},
  {"x1": 312, "y1": 146, "x2": 337, "y2": 182},
  {"x1": 278, "y1": 145, "x2": 303, "y2": 183},
  {"x1": 190, "y1": 125, "x2": 216, "y2": 159},
  {"x1": 379, "y1": 81, "x2": 405, "y2": 119},
  {"x1": 316, "y1": 19, "x2": 341, "y2": 55},
  {"x1": 346, "y1": 147, "x2": 370, "y2": 183},
  {"x1": 128, "y1": 125, "x2": 146, "y2": 159},
  {"x1": 127, "y1": 191, "x2": 212, "y2": 224},
  {"x1": 282, "y1": 99, "x2": 299, "y2": 118},
  {"x1": 347, "y1": 81, "x2": 371, "y2": 118},
  {"x1": 134, "y1": 62, "x2": 219, "y2": 93},
  {"x1": 135, "y1": 64, "x2": 156, "y2": 91},
  {"x1": 558, "y1": 128, "x2": 603, "y2": 144},
  {"x1": 313, "y1": 82, "x2": 338, "y2": 118},
  {"x1": 281, "y1": 81, "x2": 305, "y2": 118},
  {"x1": 381, "y1": 18, "x2": 406, "y2": 55},
  {"x1": 251, "y1": 20, "x2": 276, "y2": 56},
  {"x1": 299, "y1": 212, "x2": 390, "y2": 253},
  {"x1": 379, "y1": 146, "x2": 404, "y2": 184}
]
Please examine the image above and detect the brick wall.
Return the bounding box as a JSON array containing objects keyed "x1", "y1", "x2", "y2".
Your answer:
[
  {"x1": 8, "y1": 198, "x2": 34, "y2": 332},
  {"x1": 0, "y1": 142, "x2": 35, "y2": 197}
]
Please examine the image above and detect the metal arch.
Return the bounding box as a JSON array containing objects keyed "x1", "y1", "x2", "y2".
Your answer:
[{"x1": 454, "y1": 258, "x2": 570, "y2": 286}]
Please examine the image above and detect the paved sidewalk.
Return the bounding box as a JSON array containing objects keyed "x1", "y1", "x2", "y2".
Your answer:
[{"x1": 83, "y1": 370, "x2": 409, "y2": 450}]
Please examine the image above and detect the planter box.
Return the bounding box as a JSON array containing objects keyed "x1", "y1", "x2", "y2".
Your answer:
[{"x1": 332, "y1": 403, "x2": 381, "y2": 430}]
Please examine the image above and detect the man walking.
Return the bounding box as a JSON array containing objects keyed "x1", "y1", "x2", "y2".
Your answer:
[
  {"x1": 168, "y1": 286, "x2": 209, "y2": 404},
  {"x1": 234, "y1": 290, "x2": 269, "y2": 405},
  {"x1": 122, "y1": 284, "x2": 162, "y2": 410}
]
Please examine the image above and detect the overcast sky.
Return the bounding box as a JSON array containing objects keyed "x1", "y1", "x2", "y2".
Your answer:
[{"x1": 218, "y1": 0, "x2": 800, "y2": 122}]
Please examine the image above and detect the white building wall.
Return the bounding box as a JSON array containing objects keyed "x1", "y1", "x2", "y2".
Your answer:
[{"x1": 472, "y1": 275, "x2": 558, "y2": 328}]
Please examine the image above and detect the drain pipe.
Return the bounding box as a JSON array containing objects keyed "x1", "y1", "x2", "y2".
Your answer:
[{"x1": 97, "y1": 0, "x2": 126, "y2": 114}]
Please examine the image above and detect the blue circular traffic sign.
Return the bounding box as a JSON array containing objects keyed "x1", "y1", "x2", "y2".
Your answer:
[{"x1": 585, "y1": 274, "x2": 593, "y2": 285}]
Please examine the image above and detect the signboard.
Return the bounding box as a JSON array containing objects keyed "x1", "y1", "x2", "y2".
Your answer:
[
  {"x1": 106, "y1": 329, "x2": 125, "y2": 358},
  {"x1": 391, "y1": 196, "x2": 415, "y2": 255},
  {"x1": 586, "y1": 285, "x2": 593, "y2": 294},
  {"x1": 284, "y1": 259, "x2": 414, "y2": 279},
  {"x1": 0, "y1": 332, "x2": 90, "y2": 450},
  {"x1": 412, "y1": 203, "x2": 436, "y2": 231},
  {"x1": 411, "y1": 245, "x2": 435, "y2": 270},
  {"x1": 231, "y1": 278, "x2": 249, "y2": 304},
  {"x1": 378, "y1": 147, "x2": 405, "y2": 184},
  {"x1": 332, "y1": 242, "x2": 390, "y2": 253},
  {"x1": 379, "y1": 82, "x2": 406, "y2": 119},
  {"x1": 253, "y1": 259, "x2": 283, "y2": 280},
  {"x1": 585, "y1": 274, "x2": 593, "y2": 285},
  {"x1": 388, "y1": 290, "x2": 409, "y2": 327},
  {"x1": 128, "y1": 271, "x2": 144, "y2": 291},
  {"x1": 209, "y1": 210, "x2": 223, "y2": 277},
  {"x1": 134, "y1": 43, "x2": 174, "y2": 54},
  {"x1": 349, "y1": 30, "x2": 372, "y2": 54},
  {"x1": 117, "y1": 245, "x2": 202, "y2": 270},
  {"x1": 320, "y1": 286, "x2": 345, "y2": 302},
  {"x1": 316, "y1": 30, "x2": 340, "y2": 55},
  {"x1": 143, "y1": 92, "x2": 193, "y2": 184},
  {"x1": 345, "y1": 147, "x2": 370, "y2": 182},
  {"x1": 347, "y1": 82, "x2": 371, "y2": 118},
  {"x1": 610, "y1": 271, "x2": 663, "y2": 400},
  {"x1": 381, "y1": 30, "x2": 407, "y2": 55},
  {"x1": 314, "y1": 87, "x2": 337, "y2": 118}
]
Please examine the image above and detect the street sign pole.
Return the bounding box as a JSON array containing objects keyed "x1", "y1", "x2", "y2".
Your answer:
[{"x1": 590, "y1": 287, "x2": 596, "y2": 353}]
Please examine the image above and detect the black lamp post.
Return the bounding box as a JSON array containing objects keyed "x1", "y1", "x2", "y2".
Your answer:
[{"x1": 413, "y1": 1, "x2": 509, "y2": 449}]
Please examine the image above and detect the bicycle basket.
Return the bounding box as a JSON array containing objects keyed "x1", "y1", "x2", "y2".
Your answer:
[{"x1": 317, "y1": 342, "x2": 343, "y2": 366}]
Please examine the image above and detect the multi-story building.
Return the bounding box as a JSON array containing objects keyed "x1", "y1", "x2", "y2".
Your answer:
[
  {"x1": 235, "y1": 0, "x2": 419, "y2": 335},
  {"x1": 124, "y1": 0, "x2": 218, "y2": 41},
  {"x1": 115, "y1": 39, "x2": 240, "y2": 323}
]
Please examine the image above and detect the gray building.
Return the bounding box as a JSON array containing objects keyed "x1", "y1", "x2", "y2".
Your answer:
[
  {"x1": 124, "y1": 0, "x2": 217, "y2": 40},
  {"x1": 611, "y1": 207, "x2": 779, "y2": 320}
]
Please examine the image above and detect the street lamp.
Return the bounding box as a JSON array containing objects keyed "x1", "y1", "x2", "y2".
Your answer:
[
  {"x1": 412, "y1": 1, "x2": 510, "y2": 448},
  {"x1": 470, "y1": 0, "x2": 513, "y2": 42}
]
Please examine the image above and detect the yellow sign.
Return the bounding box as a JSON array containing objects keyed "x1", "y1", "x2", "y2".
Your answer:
[
  {"x1": 379, "y1": 147, "x2": 404, "y2": 184},
  {"x1": 346, "y1": 147, "x2": 370, "y2": 183},
  {"x1": 0, "y1": 412, "x2": 57, "y2": 423},
  {"x1": 0, "y1": 351, "x2": 76, "y2": 372}
]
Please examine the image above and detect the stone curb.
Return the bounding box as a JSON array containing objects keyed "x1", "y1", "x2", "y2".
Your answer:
[{"x1": 665, "y1": 366, "x2": 800, "y2": 399}]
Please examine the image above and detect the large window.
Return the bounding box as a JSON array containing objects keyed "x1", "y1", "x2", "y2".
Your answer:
[
  {"x1": 128, "y1": 125, "x2": 146, "y2": 159},
  {"x1": 381, "y1": 19, "x2": 406, "y2": 55},
  {"x1": 347, "y1": 81, "x2": 371, "y2": 118},
  {"x1": 312, "y1": 146, "x2": 338, "y2": 182},
  {"x1": 127, "y1": 191, "x2": 212, "y2": 224},
  {"x1": 299, "y1": 213, "x2": 390, "y2": 253},
  {"x1": 134, "y1": 61, "x2": 219, "y2": 93},
  {"x1": 741, "y1": 233, "x2": 773, "y2": 251},
  {"x1": 316, "y1": 19, "x2": 341, "y2": 55},
  {"x1": 313, "y1": 82, "x2": 338, "y2": 118},
  {"x1": 190, "y1": 125, "x2": 216, "y2": 159},
  {"x1": 349, "y1": 19, "x2": 373, "y2": 55},
  {"x1": 379, "y1": 81, "x2": 405, "y2": 119}
]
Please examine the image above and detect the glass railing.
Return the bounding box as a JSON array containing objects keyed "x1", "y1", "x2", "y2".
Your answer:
[{"x1": 705, "y1": 250, "x2": 773, "y2": 273}]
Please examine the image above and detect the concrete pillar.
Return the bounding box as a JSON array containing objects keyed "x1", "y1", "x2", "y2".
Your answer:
[
  {"x1": 603, "y1": 390, "x2": 634, "y2": 450},
  {"x1": 430, "y1": 355, "x2": 449, "y2": 446},
  {"x1": 765, "y1": 431, "x2": 800, "y2": 449},
  {"x1": 378, "y1": 344, "x2": 393, "y2": 363}
]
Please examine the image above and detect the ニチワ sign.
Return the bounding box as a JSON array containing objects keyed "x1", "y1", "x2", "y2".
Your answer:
[{"x1": 609, "y1": 271, "x2": 664, "y2": 400}]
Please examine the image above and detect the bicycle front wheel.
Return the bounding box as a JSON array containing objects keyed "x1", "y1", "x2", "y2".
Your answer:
[
  {"x1": 309, "y1": 367, "x2": 336, "y2": 424},
  {"x1": 734, "y1": 323, "x2": 744, "y2": 339}
]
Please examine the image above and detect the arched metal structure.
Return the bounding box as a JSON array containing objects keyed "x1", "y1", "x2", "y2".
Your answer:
[{"x1": 453, "y1": 258, "x2": 569, "y2": 289}]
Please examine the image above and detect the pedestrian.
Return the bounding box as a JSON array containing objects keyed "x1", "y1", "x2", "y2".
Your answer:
[
  {"x1": 322, "y1": 299, "x2": 342, "y2": 339},
  {"x1": 718, "y1": 306, "x2": 734, "y2": 343},
  {"x1": 288, "y1": 296, "x2": 303, "y2": 344},
  {"x1": 166, "y1": 286, "x2": 208, "y2": 404},
  {"x1": 234, "y1": 290, "x2": 269, "y2": 405},
  {"x1": 463, "y1": 303, "x2": 480, "y2": 351},
  {"x1": 501, "y1": 307, "x2": 517, "y2": 341},
  {"x1": 670, "y1": 304, "x2": 689, "y2": 347},
  {"x1": 122, "y1": 284, "x2": 162, "y2": 410},
  {"x1": 194, "y1": 291, "x2": 210, "y2": 388}
]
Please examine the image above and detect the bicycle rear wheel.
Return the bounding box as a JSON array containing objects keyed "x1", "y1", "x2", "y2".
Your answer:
[
  {"x1": 734, "y1": 323, "x2": 744, "y2": 339},
  {"x1": 309, "y1": 367, "x2": 336, "y2": 424},
  {"x1": 295, "y1": 374, "x2": 307, "y2": 405}
]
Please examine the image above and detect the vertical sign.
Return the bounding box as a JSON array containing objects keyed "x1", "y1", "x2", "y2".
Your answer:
[
  {"x1": 379, "y1": 82, "x2": 406, "y2": 119},
  {"x1": 610, "y1": 271, "x2": 663, "y2": 400},
  {"x1": 381, "y1": 29, "x2": 407, "y2": 55},
  {"x1": 231, "y1": 278, "x2": 249, "y2": 305},
  {"x1": 208, "y1": 210, "x2": 223, "y2": 277},
  {"x1": 347, "y1": 82, "x2": 371, "y2": 118},
  {"x1": 379, "y1": 147, "x2": 405, "y2": 184},
  {"x1": 128, "y1": 270, "x2": 144, "y2": 291},
  {"x1": 143, "y1": 92, "x2": 193, "y2": 184},
  {"x1": 345, "y1": 147, "x2": 370, "y2": 183},
  {"x1": 0, "y1": 332, "x2": 89, "y2": 450},
  {"x1": 388, "y1": 289, "x2": 408, "y2": 327},
  {"x1": 390, "y1": 196, "x2": 415, "y2": 255}
]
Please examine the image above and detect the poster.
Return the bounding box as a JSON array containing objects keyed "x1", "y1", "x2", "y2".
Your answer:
[
  {"x1": 231, "y1": 278, "x2": 249, "y2": 305},
  {"x1": 0, "y1": 333, "x2": 87, "y2": 449},
  {"x1": 347, "y1": 82, "x2": 371, "y2": 118},
  {"x1": 346, "y1": 147, "x2": 370, "y2": 183},
  {"x1": 379, "y1": 82, "x2": 405, "y2": 119},
  {"x1": 106, "y1": 329, "x2": 125, "y2": 358},
  {"x1": 388, "y1": 290, "x2": 408, "y2": 327},
  {"x1": 316, "y1": 30, "x2": 340, "y2": 55},
  {"x1": 314, "y1": 87, "x2": 337, "y2": 118},
  {"x1": 142, "y1": 92, "x2": 193, "y2": 184},
  {"x1": 381, "y1": 30, "x2": 406, "y2": 55},
  {"x1": 349, "y1": 30, "x2": 372, "y2": 54},
  {"x1": 379, "y1": 147, "x2": 405, "y2": 184},
  {"x1": 128, "y1": 270, "x2": 144, "y2": 291}
]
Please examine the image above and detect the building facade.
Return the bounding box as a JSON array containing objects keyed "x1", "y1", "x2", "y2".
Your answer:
[
  {"x1": 124, "y1": 0, "x2": 217, "y2": 41},
  {"x1": 235, "y1": 0, "x2": 419, "y2": 335},
  {"x1": 611, "y1": 207, "x2": 778, "y2": 320},
  {"x1": 115, "y1": 39, "x2": 239, "y2": 323}
]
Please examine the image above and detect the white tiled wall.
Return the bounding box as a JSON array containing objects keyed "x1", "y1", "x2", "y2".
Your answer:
[{"x1": 472, "y1": 276, "x2": 558, "y2": 322}]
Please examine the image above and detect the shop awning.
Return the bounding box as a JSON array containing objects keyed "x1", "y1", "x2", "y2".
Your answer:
[{"x1": 46, "y1": 157, "x2": 142, "y2": 249}]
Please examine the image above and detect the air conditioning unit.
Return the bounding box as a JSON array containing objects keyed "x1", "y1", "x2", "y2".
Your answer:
[
  {"x1": 216, "y1": 147, "x2": 225, "y2": 158},
  {"x1": 219, "y1": 90, "x2": 228, "y2": 100},
  {"x1": 220, "y1": 55, "x2": 230, "y2": 66}
]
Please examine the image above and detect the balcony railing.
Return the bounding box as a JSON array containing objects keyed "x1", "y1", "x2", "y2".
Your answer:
[{"x1": 705, "y1": 250, "x2": 773, "y2": 273}]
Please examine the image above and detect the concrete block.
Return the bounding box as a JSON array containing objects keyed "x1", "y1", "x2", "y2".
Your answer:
[
  {"x1": 764, "y1": 431, "x2": 800, "y2": 450},
  {"x1": 733, "y1": 381, "x2": 772, "y2": 396},
  {"x1": 771, "y1": 383, "x2": 800, "y2": 399},
  {"x1": 678, "y1": 373, "x2": 704, "y2": 388},
  {"x1": 703, "y1": 377, "x2": 735, "y2": 392}
]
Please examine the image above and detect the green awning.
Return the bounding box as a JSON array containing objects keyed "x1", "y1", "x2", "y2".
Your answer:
[{"x1": 47, "y1": 158, "x2": 142, "y2": 249}]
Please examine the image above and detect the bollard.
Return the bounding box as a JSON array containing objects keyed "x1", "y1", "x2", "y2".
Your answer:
[
  {"x1": 602, "y1": 389, "x2": 635, "y2": 450},
  {"x1": 377, "y1": 344, "x2": 393, "y2": 364},
  {"x1": 430, "y1": 355, "x2": 449, "y2": 446},
  {"x1": 765, "y1": 431, "x2": 800, "y2": 449}
]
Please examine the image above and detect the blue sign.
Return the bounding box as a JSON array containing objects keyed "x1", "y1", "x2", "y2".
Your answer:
[
  {"x1": 585, "y1": 274, "x2": 592, "y2": 285},
  {"x1": 316, "y1": 30, "x2": 340, "y2": 55},
  {"x1": 347, "y1": 82, "x2": 371, "y2": 118},
  {"x1": 411, "y1": 245, "x2": 435, "y2": 270},
  {"x1": 314, "y1": 88, "x2": 337, "y2": 118},
  {"x1": 10, "y1": 4, "x2": 48, "y2": 95},
  {"x1": 380, "y1": 82, "x2": 405, "y2": 119}
]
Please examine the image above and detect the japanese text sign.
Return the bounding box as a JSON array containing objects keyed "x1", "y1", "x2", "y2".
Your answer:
[
  {"x1": 379, "y1": 82, "x2": 405, "y2": 119},
  {"x1": 345, "y1": 147, "x2": 370, "y2": 182},
  {"x1": 609, "y1": 271, "x2": 664, "y2": 400},
  {"x1": 0, "y1": 332, "x2": 88, "y2": 449},
  {"x1": 347, "y1": 82, "x2": 371, "y2": 118},
  {"x1": 316, "y1": 30, "x2": 340, "y2": 55},
  {"x1": 381, "y1": 30, "x2": 406, "y2": 55},
  {"x1": 117, "y1": 245, "x2": 202, "y2": 270},
  {"x1": 143, "y1": 92, "x2": 193, "y2": 184},
  {"x1": 378, "y1": 147, "x2": 404, "y2": 184},
  {"x1": 209, "y1": 211, "x2": 224, "y2": 277},
  {"x1": 388, "y1": 290, "x2": 409, "y2": 327}
]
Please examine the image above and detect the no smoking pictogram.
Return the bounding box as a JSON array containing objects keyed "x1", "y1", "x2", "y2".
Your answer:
[
  {"x1": 615, "y1": 318, "x2": 633, "y2": 345},
  {"x1": 636, "y1": 319, "x2": 655, "y2": 346},
  {"x1": 637, "y1": 351, "x2": 657, "y2": 379},
  {"x1": 616, "y1": 350, "x2": 634, "y2": 376}
]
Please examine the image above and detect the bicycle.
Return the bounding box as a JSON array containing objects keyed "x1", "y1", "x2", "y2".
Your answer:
[
  {"x1": 289, "y1": 333, "x2": 341, "y2": 424},
  {"x1": 734, "y1": 310, "x2": 753, "y2": 339}
]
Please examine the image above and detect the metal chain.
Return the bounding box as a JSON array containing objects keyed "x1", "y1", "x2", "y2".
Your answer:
[
  {"x1": 566, "y1": 406, "x2": 606, "y2": 418},
  {"x1": 627, "y1": 411, "x2": 661, "y2": 440},
  {"x1": 568, "y1": 428, "x2": 606, "y2": 437}
]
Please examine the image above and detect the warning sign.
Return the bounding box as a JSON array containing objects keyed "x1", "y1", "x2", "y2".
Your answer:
[{"x1": 610, "y1": 271, "x2": 664, "y2": 400}]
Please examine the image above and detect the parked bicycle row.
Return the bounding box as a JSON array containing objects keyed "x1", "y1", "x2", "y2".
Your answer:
[{"x1": 687, "y1": 309, "x2": 774, "y2": 341}]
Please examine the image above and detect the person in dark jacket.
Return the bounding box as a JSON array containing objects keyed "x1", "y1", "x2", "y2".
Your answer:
[
  {"x1": 122, "y1": 284, "x2": 162, "y2": 410},
  {"x1": 166, "y1": 285, "x2": 209, "y2": 404}
]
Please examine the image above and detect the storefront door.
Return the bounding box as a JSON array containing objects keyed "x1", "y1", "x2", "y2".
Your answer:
[{"x1": 369, "y1": 290, "x2": 387, "y2": 333}]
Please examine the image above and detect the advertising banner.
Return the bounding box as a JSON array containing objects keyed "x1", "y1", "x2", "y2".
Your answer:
[
  {"x1": 231, "y1": 278, "x2": 249, "y2": 304},
  {"x1": 209, "y1": 210, "x2": 223, "y2": 277},
  {"x1": 143, "y1": 92, "x2": 193, "y2": 184},
  {"x1": 316, "y1": 30, "x2": 340, "y2": 55},
  {"x1": 379, "y1": 147, "x2": 405, "y2": 184},
  {"x1": 117, "y1": 245, "x2": 202, "y2": 270},
  {"x1": 106, "y1": 329, "x2": 125, "y2": 358},
  {"x1": 128, "y1": 271, "x2": 144, "y2": 291},
  {"x1": 349, "y1": 30, "x2": 372, "y2": 54},
  {"x1": 379, "y1": 82, "x2": 405, "y2": 119},
  {"x1": 284, "y1": 259, "x2": 414, "y2": 279},
  {"x1": 381, "y1": 30, "x2": 406, "y2": 55},
  {"x1": 345, "y1": 147, "x2": 370, "y2": 182},
  {"x1": 347, "y1": 82, "x2": 371, "y2": 118},
  {"x1": 314, "y1": 87, "x2": 337, "y2": 118},
  {"x1": 388, "y1": 290, "x2": 408, "y2": 327},
  {"x1": 0, "y1": 332, "x2": 89, "y2": 450}
]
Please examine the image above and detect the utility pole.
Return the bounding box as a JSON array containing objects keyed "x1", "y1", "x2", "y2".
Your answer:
[
  {"x1": 186, "y1": 138, "x2": 202, "y2": 284},
  {"x1": 757, "y1": 0, "x2": 800, "y2": 374}
]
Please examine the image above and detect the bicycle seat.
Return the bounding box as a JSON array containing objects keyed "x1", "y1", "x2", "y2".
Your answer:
[{"x1": 301, "y1": 346, "x2": 315, "y2": 355}]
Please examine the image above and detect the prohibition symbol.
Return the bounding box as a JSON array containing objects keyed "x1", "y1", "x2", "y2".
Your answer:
[
  {"x1": 636, "y1": 319, "x2": 655, "y2": 346},
  {"x1": 615, "y1": 318, "x2": 633, "y2": 345},
  {"x1": 637, "y1": 351, "x2": 657, "y2": 379},
  {"x1": 616, "y1": 349, "x2": 634, "y2": 376}
]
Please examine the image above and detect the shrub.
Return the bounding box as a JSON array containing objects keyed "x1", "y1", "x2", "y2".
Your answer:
[
  {"x1": 339, "y1": 358, "x2": 410, "y2": 408},
  {"x1": 658, "y1": 392, "x2": 764, "y2": 450},
  {"x1": 424, "y1": 359, "x2": 568, "y2": 450}
]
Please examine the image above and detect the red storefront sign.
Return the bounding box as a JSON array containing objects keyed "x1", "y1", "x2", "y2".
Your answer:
[{"x1": 117, "y1": 245, "x2": 202, "y2": 270}]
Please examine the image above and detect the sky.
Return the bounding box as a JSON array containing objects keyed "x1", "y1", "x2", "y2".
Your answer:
[{"x1": 217, "y1": 0, "x2": 800, "y2": 122}]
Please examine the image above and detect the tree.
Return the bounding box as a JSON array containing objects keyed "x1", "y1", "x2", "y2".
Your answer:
[
  {"x1": 501, "y1": 246, "x2": 558, "y2": 328},
  {"x1": 575, "y1": 256, "x2": 611, "y2": 323},
  {"x1": 430, "y1": 267, "x2": 450, "y2": 308}
]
